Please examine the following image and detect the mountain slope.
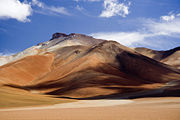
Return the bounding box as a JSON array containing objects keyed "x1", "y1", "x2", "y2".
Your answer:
[
  {"x1": 0, "y1": 53, "x2": 54, "y2": 85},
  {"x1": 0, "y1": 33, "x2": 180, "y2": 99},
  {"x1": 134, "y1": 47, "x2": 180, "y2": 69},
  {"x1": 0, "y1": 33, "x2": 103, "y2": 66}
]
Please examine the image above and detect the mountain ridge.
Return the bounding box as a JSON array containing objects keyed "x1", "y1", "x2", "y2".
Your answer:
[
  {"x1": 0, "y1": 33, "x2": 104, "y2": 66},
  {"x1": 134, "y1": 46, "x2": 180, "y2": 69},
  {"x1": 0, "y1": 33, "x2": 180, "y2": 99}
]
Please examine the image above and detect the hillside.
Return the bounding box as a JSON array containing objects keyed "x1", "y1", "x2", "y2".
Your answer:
[
  {"x1": 134, "y1": 47, "x2": 180, "y2": 69},
  {"x1": 0, "y1": 33, "x2": 180, "y2": 100}
]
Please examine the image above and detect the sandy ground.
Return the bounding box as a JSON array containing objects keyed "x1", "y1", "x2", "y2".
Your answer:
[
  {"x1": 0, "y1": 100, "x2": 133, "y2": 111},
  {"x1": 0, "y1": 97, "x2": 180, "y2": 120}
]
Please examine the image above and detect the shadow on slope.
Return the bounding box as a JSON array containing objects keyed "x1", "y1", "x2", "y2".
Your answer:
[
  {"x1": 54, "y1": 81, "x2": 180, "y2": 100},
  {"x1": 2, "y1": 41, "x2": 180, "y2": 100}
]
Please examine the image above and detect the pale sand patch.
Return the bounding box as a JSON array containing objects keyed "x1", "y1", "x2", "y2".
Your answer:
[
  {"x1": 55, "y1": 99, "x2": 133, "y2": 108},
  {"x1": 0, "y1": 99, "x2": 133, "y2": 111}
]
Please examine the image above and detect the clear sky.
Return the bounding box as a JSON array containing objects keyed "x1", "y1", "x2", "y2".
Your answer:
[{"x1": 0, "y1": 0, "x2": 180, "y2": 55}]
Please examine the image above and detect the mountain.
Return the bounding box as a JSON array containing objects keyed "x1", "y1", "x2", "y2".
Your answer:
[
  {"x1": 134, "y1": 47, "x2": 180, "y2": 69},
  {"x1": 0, "y1": 33, "x2": 103, "y2": 66},
  {"x1": 0, "y1": 33, "x2": 180, "y2": 99}
]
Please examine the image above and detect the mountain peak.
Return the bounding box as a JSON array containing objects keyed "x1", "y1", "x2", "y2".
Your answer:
[
  {"x1": 51, "y1": 33, "x2": 68, "y2": 40},
  {"x1": 51, "y1": 32, "x2": 94, "y2": 40},
  {"x1": 39, "y1": 32, "x2": 104, "y2": 52}
]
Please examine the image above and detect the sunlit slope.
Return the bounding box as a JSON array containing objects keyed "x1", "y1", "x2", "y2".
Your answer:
[
  {"x1": 5, "y1": 41, "x2": 178, "y2": 98},
  {"x1": 0, "y1": 33, "x2": 179, "y2": 99},
  {"x1": 0, "y1": 53, "x2": 54, "y2": 85},
  {"x1": 0, "y1": 86, "x2": 75, "y2": 108}
]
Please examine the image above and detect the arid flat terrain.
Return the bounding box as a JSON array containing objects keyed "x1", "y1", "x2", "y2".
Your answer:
[{"x1": 0, "y1": 97, "x2": 180, "y2": 120}]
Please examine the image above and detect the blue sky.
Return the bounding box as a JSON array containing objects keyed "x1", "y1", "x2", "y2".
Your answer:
[{"x1": 0, "y1": 0, "x2": 180, "y2": 55}]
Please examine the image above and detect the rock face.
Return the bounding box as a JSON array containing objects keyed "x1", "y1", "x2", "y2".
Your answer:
[
  {"x1": 0, "y1": 33, "x2": 180, "y2": 99},
  {"x1": 39, "y1": 33, "x2": 104, "y2": 51},
  {"x1": 51, "y1": 33, "x2": 68, "y2": 39}
]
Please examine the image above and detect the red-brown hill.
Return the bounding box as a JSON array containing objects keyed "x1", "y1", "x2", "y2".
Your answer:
[{"x1": 0, "y1": 33, "x2": 180, "y2": 99}]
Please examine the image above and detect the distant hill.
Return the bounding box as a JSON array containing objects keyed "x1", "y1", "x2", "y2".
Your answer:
[{"x1": 134, "y1": 47, "x2": 180, "y2": 69}]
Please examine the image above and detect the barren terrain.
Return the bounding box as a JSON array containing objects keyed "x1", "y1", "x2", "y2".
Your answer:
[
  {"x1": 0, "y1": 33, "x2": 180, "y2": 120},
  {"x1": 0, "y1": 97, "x2": 180, "y2": 120}
]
